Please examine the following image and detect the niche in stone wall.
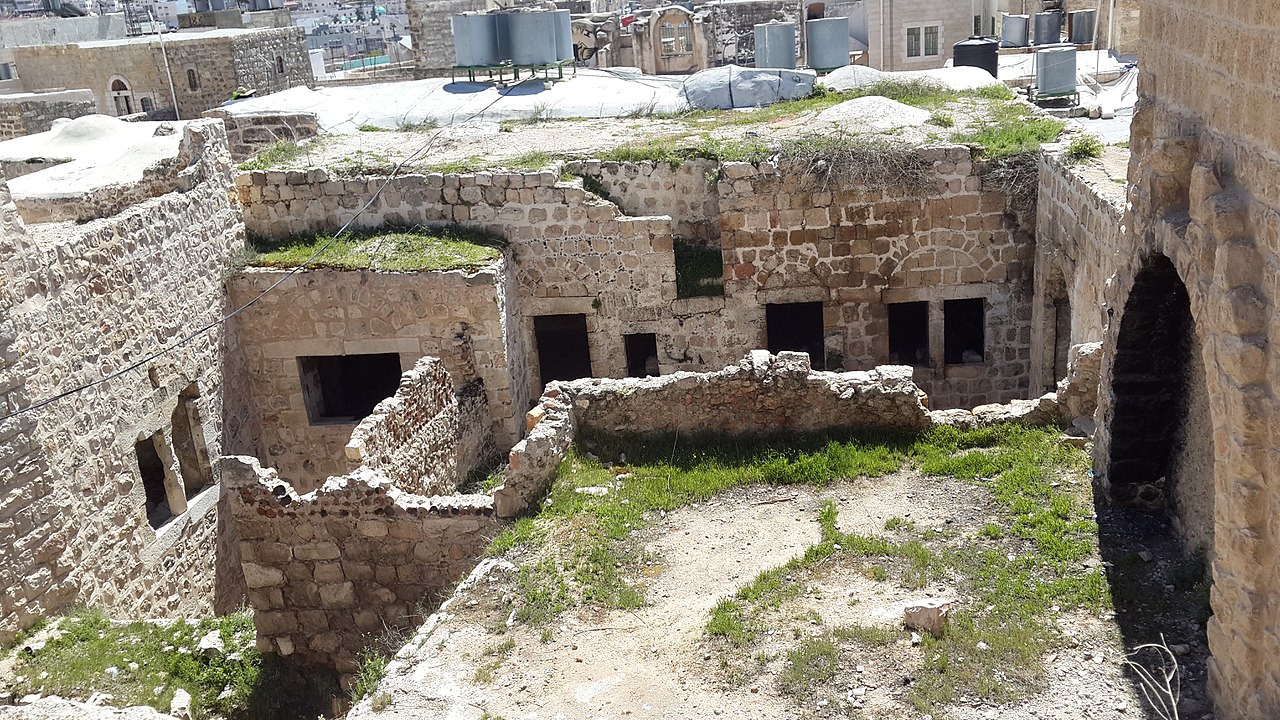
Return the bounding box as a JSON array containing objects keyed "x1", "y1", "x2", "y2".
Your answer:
[
  {"x1": 624, "y1": 333, "x2": 660, "y2": 377},
  {"x1": 765, "y1": 302, "x2": 825, "y2": 370},
  {"x1": 297, "y1": 353, "x2": 403, "y2": 425},
  {"x1": 943, "y1": 298, "x2": 986, "y2": 365}
]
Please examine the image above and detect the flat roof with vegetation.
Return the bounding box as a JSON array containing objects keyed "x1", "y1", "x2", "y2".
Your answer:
[{"x1": 247, "y1": 227, "x2": 505, "y2": 273}]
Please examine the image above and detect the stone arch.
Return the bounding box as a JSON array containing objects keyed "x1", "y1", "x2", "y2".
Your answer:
[
  {"x1": 1103, "y1": 253, "x2": 1214, "y2": 551},
  {"x1": 108, "y1": 75, "x2": 133, "y2": 116}
]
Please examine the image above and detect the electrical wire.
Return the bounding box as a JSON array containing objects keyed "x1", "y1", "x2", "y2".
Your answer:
[{"x1": 0, "y1": 83, "x2": 522, "y2": 425}]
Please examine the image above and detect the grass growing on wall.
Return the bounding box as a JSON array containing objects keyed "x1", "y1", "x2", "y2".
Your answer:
[
  {"x1": 248, "y1": 226, "x2": 505, "y2": 272},
  {"x1": 237, "y1": 140, "x2": 304, "y2": 171},
  {"x1": 954, "y1": 102, "x2": 1066, "y2": 158}
]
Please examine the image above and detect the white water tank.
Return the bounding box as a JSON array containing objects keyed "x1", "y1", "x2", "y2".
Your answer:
[
  {"x1": 1036, "y1": 46, "x2": 1077, "y2": 95},
  {"x1": 553, "y1": 9, "x2": 573, "y2": 62},
  {"x1": 452, "y1": 13, "x2": 500, "y2": 67},
  {"x1": 806, "y1": 17, "x2": 849, "y2": 71},
  {"x1": 754, "y1": 21, "x2": 796, "y2": 69},
  {"x1": 508, "y1": 11, "x2": 560, "y2": 66},
  {"x1": 1001, "y1": 13, "x2": 1029, "y2": 47}
]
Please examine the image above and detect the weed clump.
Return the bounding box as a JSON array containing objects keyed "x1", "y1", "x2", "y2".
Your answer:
[{"x1": 1065, "y1": 133, "x2": 1105, "y2": 163}]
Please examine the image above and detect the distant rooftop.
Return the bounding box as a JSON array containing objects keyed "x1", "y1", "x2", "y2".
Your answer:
[{"x1": 72, "y1": 26, "x2": 287, "y2": 48}]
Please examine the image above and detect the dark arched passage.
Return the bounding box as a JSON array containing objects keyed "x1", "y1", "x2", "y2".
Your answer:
[{"x1": 1106, "y1": 254, "x2": 1195, "y2": 507}]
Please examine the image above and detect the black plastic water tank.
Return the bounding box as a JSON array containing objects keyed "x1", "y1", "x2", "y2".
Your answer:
[{"x1": 953, "y1": 35, "x2": 999, "y2": 78}]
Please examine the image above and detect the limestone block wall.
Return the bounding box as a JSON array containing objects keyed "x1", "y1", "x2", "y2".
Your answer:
[
  {"x1": 1066, "y1": 2, "x2": 1280, "y2": 715},
  {"x1": 714, "y1": 149, "x2": 1036, "y2": 409},
  {"x1": 0, "y1": 91, "x2": 96, "y2": 141},
  {"x1": 224, "y1": 457, "x2": 497, "y2": 672},
  {"x1": 407, "y1": 0, "x2": 484, "y2": 76},
  {"x1": 571, "y1": 159, "x2": 721, "y2": 244},
  {"x1": 494, "y1": 351, "x2": 931, "y2": 517},
  {"x1": 344, "y1": 357, "x2": 492, "y2": 496},
  {"x1": 1032, "y1": 149, "x2": 1127, "y2": 394},
  {"x1": 228, "y1": 264, "x2": 519, "y2": 492},
  {"x1": 230, "y1": 27, "x2": 315, "y2": 96},
  {"x1": 0, "y1": 121, "x2": 248, "y2": 643},
  {"x1": 203, "y1": 110, "x2": 319, "y2": 162}
]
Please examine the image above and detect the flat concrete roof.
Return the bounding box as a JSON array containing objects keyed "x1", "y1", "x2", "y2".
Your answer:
[{"x1": 70, "y1": 26, "x2": 287, "y2": 49}]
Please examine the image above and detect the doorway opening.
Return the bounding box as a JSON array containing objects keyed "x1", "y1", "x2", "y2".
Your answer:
[
  {"x1": 887, "y1": 301, "x2": 929, "y2": 366},
  {"x1": 534, "y1": 314, "x2": 593, "y2": 388},
  {"x1": 765, "y1": 302, "x2": 825, "y2": 369},
  {"x1": 297, "y1": 353, "x2": 403, "y2": 424}
]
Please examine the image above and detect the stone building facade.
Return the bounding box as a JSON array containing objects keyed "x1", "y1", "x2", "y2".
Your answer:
[
  {"x1": 0, "y1": 91, "x2": 96, "y2": 141},
  {"x1": 1026, "y1": 1, "x2": 1280, "y2": 716},
  {"x1": 0, "y1": 119, "x2": 249, "y2": 644},
  {"x1": 11, "y1": 27, "x2": 313, "y2": 120},
  {"x1": 407, "y1": 0, "x2": 484, "y2": 77},
  {"x1": 631, "y1": 5, "x2": 713, "y2": 75}
]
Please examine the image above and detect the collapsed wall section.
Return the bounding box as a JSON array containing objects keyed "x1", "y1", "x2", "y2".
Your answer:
[
  {"x1": 225, "y1": 357, "x2": 497, "y2": 672},
  {"x1": 0, "y1": 120, "x2": 249, "y2": 641}
]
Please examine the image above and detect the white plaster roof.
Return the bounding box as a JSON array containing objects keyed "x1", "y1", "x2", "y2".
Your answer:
[{"x1": 72, "y1": 27, "x2": 285, "y2": 48}]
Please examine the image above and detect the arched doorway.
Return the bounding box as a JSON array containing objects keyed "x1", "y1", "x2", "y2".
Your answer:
[
  {"x1": 109, "y1": 77, "x2": 133, "y2": 116},
  {"x1": 1106, "y1": 254, "x2": 1206, "y2": 514}
]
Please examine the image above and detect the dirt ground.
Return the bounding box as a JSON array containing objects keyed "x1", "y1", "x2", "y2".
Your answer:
[{"x1": 357, "y1": 470, "x2": 1213, "y2": 720}]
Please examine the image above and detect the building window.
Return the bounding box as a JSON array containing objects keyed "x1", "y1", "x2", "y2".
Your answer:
[
  {"x1": 297, "y1": 353, "x2": 403, "y2": 424},
  {"x1": 0, "y1": 63, "x2": 13, "y2": 81},
  {"x1": 136, "y1": 431, "x2": 188, "y2": 529},
  {"x1": 624, "y1": 333, "x2": 659, "y2": 377},
  {"x1": 906, "y1": 25, "x2": 941, "y2": 58},
  {"x1": 676, "y1": 21, "x2": 693, "y2": 53},
  {"x1": 186, "y1": 68, "x2": 199, "y2": 91},
  {"x1": 660, "y1": 22, "x2": 677, "y2": 54},
  {"x1": 887, "y1": 301, "x2": 929, "y2": 366},
  {"x1": 276, "y1": 55, "x2": 285, "y2": 74},
  {"x1": 944, "y1": 298, "x2": 985, "y2": 364},
  {"x1": 140, "y1": 97, "x2": 154, "y2": 113}
]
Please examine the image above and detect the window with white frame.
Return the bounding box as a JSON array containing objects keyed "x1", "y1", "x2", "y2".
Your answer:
[{"x1": 905, "y1": 24, "x2": 941, "y2": 58}]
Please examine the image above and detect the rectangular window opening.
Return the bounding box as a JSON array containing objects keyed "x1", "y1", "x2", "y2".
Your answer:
[
  {"x1": 924, "y1": 25, "x2": 940, "y2": 56},
  {"x1": 944, "y1": 298, "x2": 986, "y2": 365},
  {"x1": 887, "y1": 301, "x2": 930, "y2": 366},
  {"x1": 906, "y1": 26, "x2": 922, "y2": 57},
  {"x1": 624, "y1": 333, "x2": 660, "y2": 377},
  {"x1": 765, "y1": 302, "x2": 825, "y2": 370},
  {"x1": 137, "y1": 433, "x2": 173, "y2": 530},
  {"x1": 534, "y1": 314, "x2": 593, "y2": 389},
  {"x1": 297, "y1": 353, "x2": 403, "y2": 425}
]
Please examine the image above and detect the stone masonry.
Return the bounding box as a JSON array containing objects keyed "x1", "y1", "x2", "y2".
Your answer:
[
  {"x1": 202, "y1": 110, "x2": 320, "y2": 162},
  {"x1": 0, "y1": 120, "x2": 249, "y2": 643},
  {"x1": 0, "y1": 91, "x2": 96, "y2": 141},
  {"x1": 225, "y1": 357, "x2": 497, "y2": 673}
]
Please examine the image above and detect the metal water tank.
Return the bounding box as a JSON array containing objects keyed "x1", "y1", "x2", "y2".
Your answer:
[
  {"x1": 552, "y1": 9, "x2": 573, "y2": 62},
  {"x1": 1000, "y1": 13, "x2": 1029, "y2": 47},
  {"x1": 1068, "y1": 9, "x2": 1097, "y2": 44},
  {"x1": 508, "y1": 11, "x2": 560, "y2": 66},
  {"x1": 753, "y1": 21, "x2": 796, "y2": 69},
  {"x1": 494, "y1": 12, "x2": 513, "y2": 63},
  {"x1": 953, "y1": 35, "x2": 998, "y2": 78},
  {"x1": 1033, "y1": 10, "x2": 1062, "y2": 45},
  {"x1": 1035, "y1": 46, "x2": 1077, "y2": 95},
  {"x1": 452, "y1": 13, "x2": 499, "y2": 67},
  {"x1": 805, "y1": 16, "x2": 849, "y2": 71}
]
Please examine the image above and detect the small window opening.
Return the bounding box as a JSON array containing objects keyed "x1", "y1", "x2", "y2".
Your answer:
[
  {"x1": 276, "y1": 55, "x2": 285, "y2": 74},
  {"x1": 887, "y1": 301, "x2": 929, "y2": 366},
  {"x1": 624, "y1": 333, "x2": 660, "y2": 377},
  {"x1": 297, "y1": 353, "x2": 403, "y2": 424},
  {"x1": 944, "y1": 298, "x2": 986, "y2": 364},
  {"x1": 906, "y1": 26, "x2": 921, "y2": 57},
  {"x1": 140, "y1": 97, "x2": 154, "y2": 113},
  {"x1": 137, "y1": 433, "x2": 173, "y2": 529},
  {"x1": 765, "y1": 302, "x2": 825, "y2": 370},
  {"x1": 534, "y1": 314, "x2": 593, "y2": 389},
  {"x1": 186, "y1": 68, "x2": 199, "y2": 90}
]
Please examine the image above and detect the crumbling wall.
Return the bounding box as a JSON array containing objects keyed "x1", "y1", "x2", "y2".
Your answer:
[
  {"x1": 344, "y1": 358, "x2": 492, "y2": 496},
  {"x1": 570, "y1": 158, "x2": 721, "y2": 244},
  {"x1": 495, "y1": 351, "x2": 930, "y2": 516},
  {"x1": 228, "y1": 264, "x2": 518, "y2": 492},
  {"x1": 224, "y1": 358, "x2": 497, "y2": 672},
  {"x1": 203, "y1": 110, "x2": 320, "y2": 162},
  {"x1": 0, "y1": 91, "x2": 96, "y2": 141},
  {"x1": 0, "y1": 120, "x2": 247, "y2": 642}
]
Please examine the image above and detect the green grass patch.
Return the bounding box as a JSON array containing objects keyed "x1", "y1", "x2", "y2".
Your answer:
[
  {"x1": 247, "y1": 226, "x2": 504, "y2": 272},
  {"x1": 779, "y1": 636, "x2": 838, "y2": 698},
  {"x1": 427, "y1": 155, "x2": 486, "y2": 174},
  {"x1": 13, "y1": 610, "x2": 335, "y2": 719},
  {"x1": 350, "y1": 645, "x2": 389, "y2": 703},
  {"x1": 707, "y1": 599, "x2": 755, "y2": 646},
  {"x1": 505, "y1": 150, "x2": 553, "y2": 171},
  {"x1": 954, "y1": 102, "x2": 1065, "y2": 158},
  {"x1": 832, "y1": 623, "x2": 901, "y2": 646},
  {"x1": 1065, "y1": 133, "x2": 1105, "y2": 163},
  {"x1": 238, "y1": 140, "x2": 303, "y2": 171},
  {"x1": 674, "y1": 239, "x2": 724, "y2": 298}
]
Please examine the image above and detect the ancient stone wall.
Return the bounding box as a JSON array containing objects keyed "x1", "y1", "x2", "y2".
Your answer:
[
  {"x1": 0, "y1": 91, "x2": 96, "y2": 141},
  {"x1": 494, "y1": 351, "x2": 930, "y2": 516},
  {"x1": 1032, "y1": 149, "x2": 1127, "y2": 394},
  {"x1": 203, "y1": 110, "x2": 320, "y2": 162},
  {"x1": 230, "y1": 27, "x2": 315, "y2": 96},
  {"x1": 571, "y1": 158, "x2": 721, "y2": 244},
  {"x1": 407, "y1": 0, "x2": 484, "y2": 76},
  {"x1": 715, "y1": 149, "x2": 1036, "y2": 409},
  {"x1": 224, "y1": 359, "x2": 498, "y2": 672},
  {"x1": 706, "y1": 0, "x2": 797, "y2": 66},
  {"x1": 0, "y1": 120, "x2": 247, "y2": 643},
  {"x1": 344, "y1": 358, "x2": 492, "y2": 496},
  {"x1": 227, "y1": 263, "x2": 521, "y2": 492}
]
